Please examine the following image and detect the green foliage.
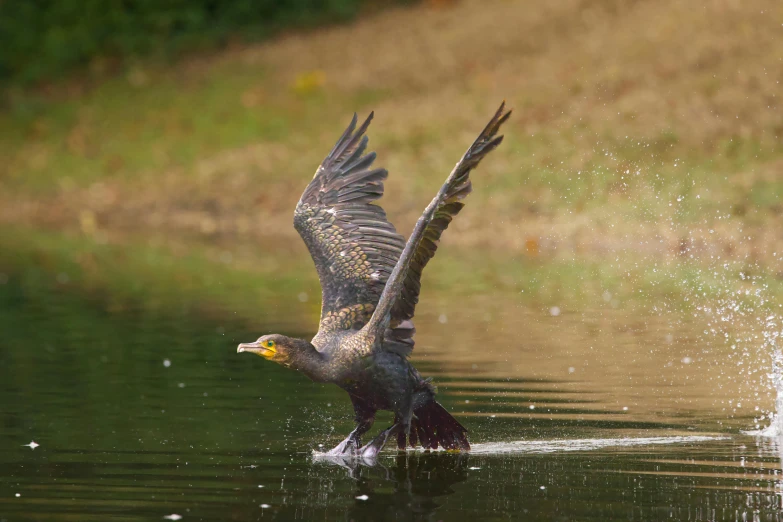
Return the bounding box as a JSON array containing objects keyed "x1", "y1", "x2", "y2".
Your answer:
[{"x1": 0, "y1": 0, "x2": 367, "y2": 85}]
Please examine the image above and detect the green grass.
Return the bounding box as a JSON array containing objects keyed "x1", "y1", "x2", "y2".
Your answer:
[{"x1": 2, "y1": 65, "x2": 285, "y2": 192}]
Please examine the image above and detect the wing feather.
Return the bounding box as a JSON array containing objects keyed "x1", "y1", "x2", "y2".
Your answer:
[
  {"x1": 294, "y1": 105, "x2": 510, "y2": 353},
  {"x1": 294, "y1": 113, "x2": 406, "y2": 334},
  {"x1": 388, "y1": 109, "x2": 511, "y2": 331},
  {"x1": 364, "y1": 102, "x2": 512, "y2": 355}
]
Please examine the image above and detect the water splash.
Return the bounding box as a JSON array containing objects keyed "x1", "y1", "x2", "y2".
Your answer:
[
  {"x1": 467, "y1": 436, "x2": 727, "y2": 455},
  {"x1": 677, "y1": 257, "x2": 783, "y2": 434},
  {"x1": 312, "y1": 436, "x2": 727, "y2": 462},
  {"x1": 746, "y1": 316, "x2": 783, "y2": 437}
]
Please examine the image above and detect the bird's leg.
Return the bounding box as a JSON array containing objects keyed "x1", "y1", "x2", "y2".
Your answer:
[
  {"x1": 326, "y1": 410, "x2": 375, "y2": 456},
  {"x1": 395, "y1": 409, "x2": 414, "y2": 450}
]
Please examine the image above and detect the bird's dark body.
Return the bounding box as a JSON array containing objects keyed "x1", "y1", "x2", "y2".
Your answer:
[
  {"x1": 343, "y1": 349, "x2": 431, "y2": 414},
  {"x1": 238, "y1": 103, "x2": 511, "y2": 457},
  {"x1": 309, "y1": 330, "x2": 433, "y2": 416}
]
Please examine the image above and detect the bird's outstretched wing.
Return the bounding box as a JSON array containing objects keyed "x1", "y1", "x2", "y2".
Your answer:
[
  {"x1": 363, "y1": 102, "x2": 512, "y2": 355},
  {"x1": 294, "y1": 113, "x2": 409, "y2": 337}
]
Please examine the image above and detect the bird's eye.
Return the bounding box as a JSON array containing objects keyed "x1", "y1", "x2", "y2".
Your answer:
[{"x1": 266, "y1": 340, "x2": 275, "y2": 348}]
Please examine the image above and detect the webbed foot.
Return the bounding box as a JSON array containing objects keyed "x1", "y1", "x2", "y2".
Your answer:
[
  {"x1": 326, "y1": 436, "x2": 359, "y2": 457},
  {"x1": 359, "y1": 423, "x2": 403, "y2": 460}
]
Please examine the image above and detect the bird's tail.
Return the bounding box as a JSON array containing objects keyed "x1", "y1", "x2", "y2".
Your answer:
[{"x1": 397, "y1": 400, "x2": 470, "y2": 451}]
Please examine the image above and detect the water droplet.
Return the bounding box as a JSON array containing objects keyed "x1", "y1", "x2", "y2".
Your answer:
[{"x1": 163, "y1": 359, "x2": 171, "y2": 368}]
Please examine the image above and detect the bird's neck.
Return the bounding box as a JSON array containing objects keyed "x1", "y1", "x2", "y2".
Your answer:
[{"x1": 287, "y1": 339, "x2": 327, "y2": 382}]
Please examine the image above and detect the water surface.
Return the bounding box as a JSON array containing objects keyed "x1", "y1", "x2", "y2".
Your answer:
[{"x1": 1, "y1": 273, "x2": 781, "y2": 521}]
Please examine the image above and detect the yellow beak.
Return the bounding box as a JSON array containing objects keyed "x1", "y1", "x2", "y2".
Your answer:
[{"x1": 237, "y1": 341, "x2": 276, "y2": 359}]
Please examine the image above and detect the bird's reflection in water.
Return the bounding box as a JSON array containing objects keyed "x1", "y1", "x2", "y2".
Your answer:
[{"x1": 313, "y1": 451, "x2": 469, "y2": 518}]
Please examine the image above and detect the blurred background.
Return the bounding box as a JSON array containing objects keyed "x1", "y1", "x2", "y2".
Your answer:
[
  {"x1": 2, "y1": 1, "x2": 783, "y2": 519},
  {"x1": 2, "y1": 0, "x2": 783, "y2": 418}
]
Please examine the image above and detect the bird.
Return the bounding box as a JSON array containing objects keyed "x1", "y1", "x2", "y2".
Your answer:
[{"x1": 237, "y1": 102, "x2": 511, "y2": 459}]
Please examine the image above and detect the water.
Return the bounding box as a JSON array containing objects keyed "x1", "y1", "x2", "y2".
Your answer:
[{"x1": 2, "y1": 274, "x2": 783, "y2": 521}]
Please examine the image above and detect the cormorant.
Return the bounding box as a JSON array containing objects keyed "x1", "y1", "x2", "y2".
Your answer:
[{"x1": 238, "y1": 103, "x2": 511, "y2": 458}]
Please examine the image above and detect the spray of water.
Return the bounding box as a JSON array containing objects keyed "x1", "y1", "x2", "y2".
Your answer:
[
  {"x1": 623, "y1": 157, "x2": 783, "y2": 434},
  {"x1": 745, "y1": 314, "x2": 783, "y2": 437}
]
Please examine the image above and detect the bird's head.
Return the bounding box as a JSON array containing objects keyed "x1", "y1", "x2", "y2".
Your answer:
[{"x1": 237, "y1": 334, "x2": 321, "y2": 372}]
